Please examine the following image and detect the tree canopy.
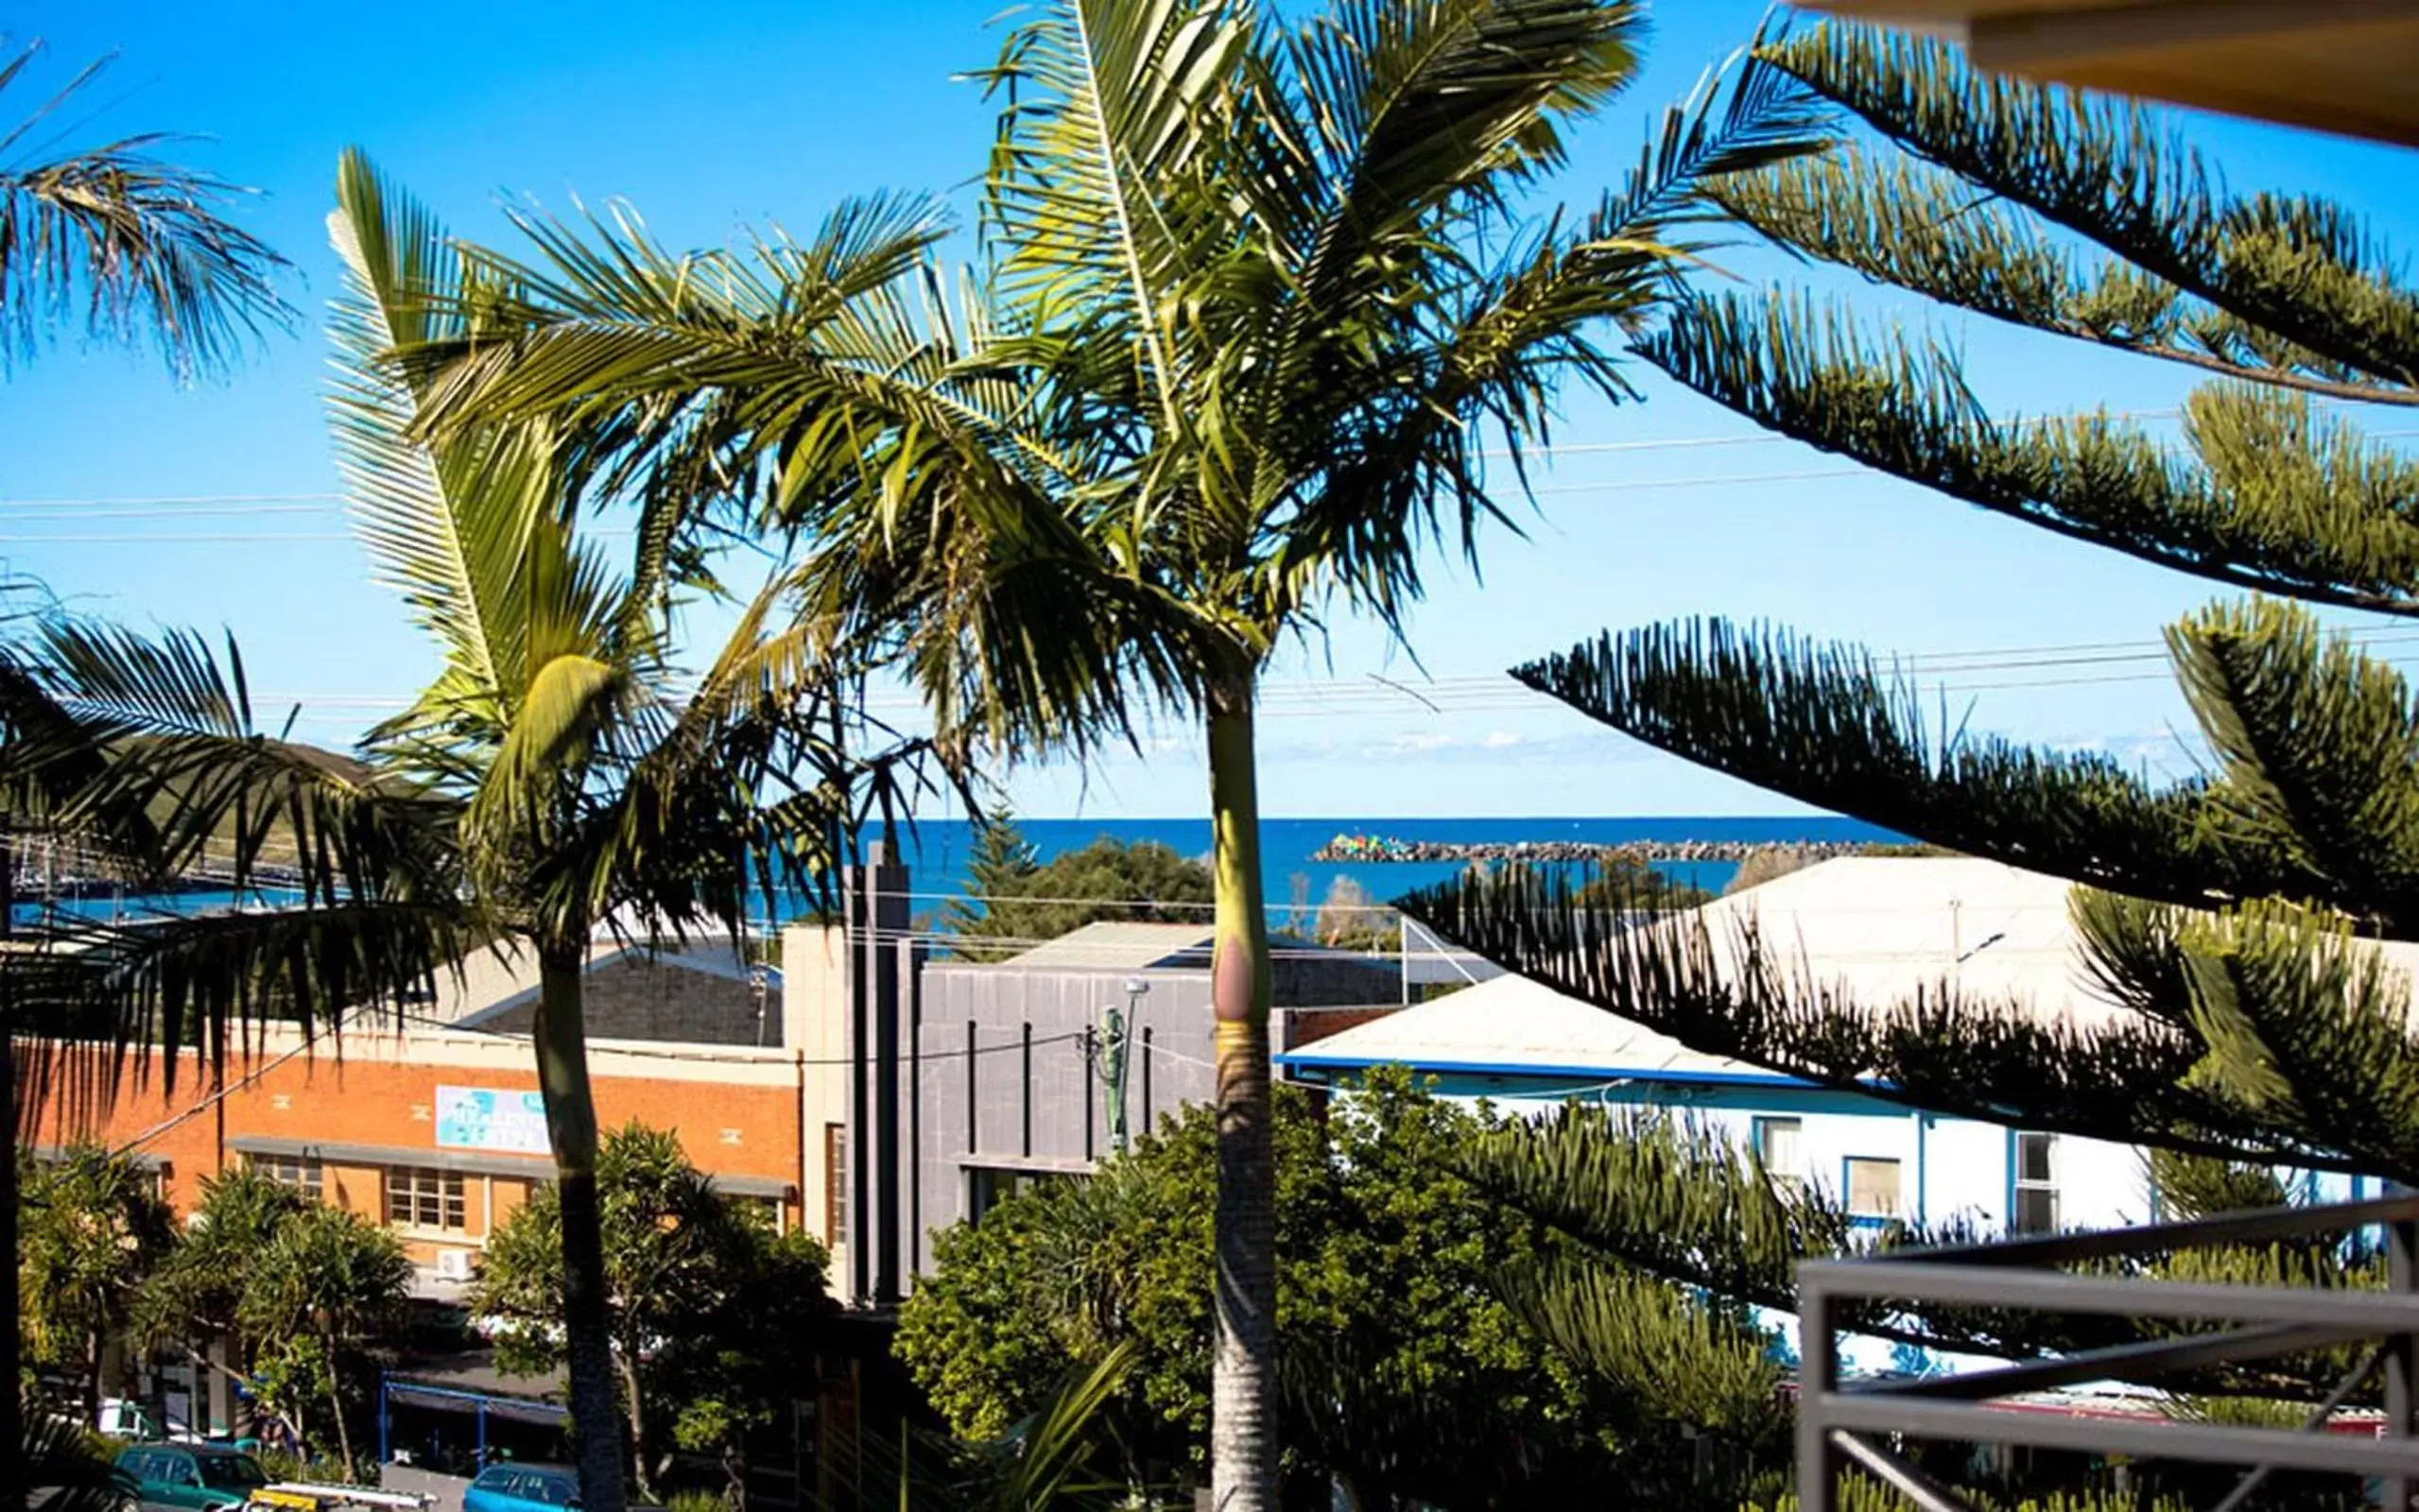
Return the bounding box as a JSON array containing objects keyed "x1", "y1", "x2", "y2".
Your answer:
[
  {"x1": 471, "y1": 1123, "x2": 834, "y2": 1500},
  {"x1": 16, "y1": 1145, "x2": 173, "y2": 1419},
  {"x1": 944, "y1": 821, "x2": 1216, "y2": 960},
  {"x1": 895, "y1": 1070, "x2": 1786, "y2": 1509}
]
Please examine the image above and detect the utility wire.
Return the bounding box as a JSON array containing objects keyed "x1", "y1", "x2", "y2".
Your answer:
[{"x1": 0, "y1": 402, "x2": 2321, "y2": 514}]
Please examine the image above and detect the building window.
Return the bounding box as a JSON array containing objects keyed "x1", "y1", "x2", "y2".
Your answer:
[
  {"x1": 386, "y1": 1166, "x2": 465, "y2": 1231},
  {"x1": 247, "y1": 1154, "x2": 322, "y2": 1201},
  {"x1": 966, "y1": 1165, "x2": 1060, "y2": 1225},
  {"x1": 824, "y1": 1124, "x2": 847, "y2": 1249},
  {"x1": 1752, "y1": 1117, "x2": 1804, "y2": 1194},
  {"x1": 1845, "y1": 1157, "x2": 1902, "y2": 1220},
  {"x1": 2013, "y1": 1132, "x2": 2059, "y2": 1234}
]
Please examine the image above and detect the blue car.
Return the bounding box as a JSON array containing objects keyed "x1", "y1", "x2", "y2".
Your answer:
[{"x1": 463, "y1": 1465, "x2": 579, "y2": 1512}]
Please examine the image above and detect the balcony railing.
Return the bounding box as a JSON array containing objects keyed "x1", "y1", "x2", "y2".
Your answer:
[{"x1": 1797, "y1": 1193, "x2": 2419, "y2": 1511}]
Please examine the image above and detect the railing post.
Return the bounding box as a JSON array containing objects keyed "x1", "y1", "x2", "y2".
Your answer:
[
  {"x1": 1800, "y1": 1274, "x2": 1841, "y2": 1512},
  {"x1": 2390, "y1": 1218, "x2": 2418, "y2": 1512}
]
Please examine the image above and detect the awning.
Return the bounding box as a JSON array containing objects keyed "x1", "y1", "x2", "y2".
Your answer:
[{"x1": 384, "y1": 1378, "x2": 567, "y2": 1428}]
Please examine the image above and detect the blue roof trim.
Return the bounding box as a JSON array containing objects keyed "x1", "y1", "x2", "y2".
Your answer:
[{"x1": 1274, "y1": 1052, "x2": 1812, "y2": 1089}]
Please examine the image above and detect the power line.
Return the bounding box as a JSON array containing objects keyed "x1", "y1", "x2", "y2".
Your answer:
[{"x1": 20, "y1": 408, "x2": 2413, "y2": 520}]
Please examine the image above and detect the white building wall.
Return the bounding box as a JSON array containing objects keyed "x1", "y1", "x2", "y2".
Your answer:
[{"x1": 1414, "y1": 1081, "x2": 2170, "y2": 1378}]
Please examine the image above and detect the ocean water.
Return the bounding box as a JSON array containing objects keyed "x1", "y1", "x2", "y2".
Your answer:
[
  {"x1": 14, "y1": 816, "x2": 1900, "y2": 929},
  {"x1": 868, "y1": 814, "x2": 1902, "y2": 922}
]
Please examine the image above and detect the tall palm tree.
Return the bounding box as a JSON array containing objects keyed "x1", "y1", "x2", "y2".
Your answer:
[
  {"x1": 0, "y1": 41, "x2": 286, "y2": 372},
  {"x1": 389, "y1": 3, "x2": 1820, "y2": 1501},
  {"x1": 323, "y1": 149, "x2": 942, "y2": 1512},
  {"x1": 2, "y1": 38, "x2": 288, "y2": 1498}
]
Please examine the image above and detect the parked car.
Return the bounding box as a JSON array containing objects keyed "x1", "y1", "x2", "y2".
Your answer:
[
  {"x1": 462, "y1": 1466, "x2": 579, "y2": 1512},
  {"x1": 112, "y1": 1444, "x2": 271, "y2": 1511}
]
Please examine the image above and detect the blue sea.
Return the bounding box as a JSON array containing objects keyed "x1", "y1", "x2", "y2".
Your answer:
[
  {"x1": 14, "y1": 816, "x2": 1899, "y2": 929},
  {"x1": 867, "y1": 814, "x2": 1900, "y2": 920}
]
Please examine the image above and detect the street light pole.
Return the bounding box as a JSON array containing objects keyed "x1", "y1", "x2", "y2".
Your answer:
[{"x1": 1101, "y1": 976, "x2": 1149, "y2": 1157}]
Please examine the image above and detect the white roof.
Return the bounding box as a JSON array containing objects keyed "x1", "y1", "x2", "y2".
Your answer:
[
  {"x1": 1279, "y1": 971, "x2": 1783, "y2": 1084},
  {"x1": 999, "y1": 921, "x2": 1217, "y2": 971},
  {"x1": 1287, "y1": 855, "x2": 2419, "y2": 1081},
  {"x1": 1685, "y1": 855, "x2": 2122, "y2": 1027}
]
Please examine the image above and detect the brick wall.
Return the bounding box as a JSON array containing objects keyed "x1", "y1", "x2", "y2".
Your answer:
[{"x1": 18, "y1": 1031, "x2": 821, "y2": 1245}]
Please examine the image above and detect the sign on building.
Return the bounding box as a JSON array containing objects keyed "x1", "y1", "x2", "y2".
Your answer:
[{"x1": 434, "y1": 1085, "x2": 552, "y2": 1156}]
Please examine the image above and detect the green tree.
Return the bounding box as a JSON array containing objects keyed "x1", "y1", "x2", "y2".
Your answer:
[
  {"x1": 237, "y1": 1204, "x2": 411, "y2": 1482},
  {"x1": 1568, "y1": 851, "x2": 1710, "y2": 911},
  {"x1": 942, "y1": 818, "x2": 1044, "y2": 951},
  {"x1": 945, "y1": 823, "x2": 1214, "y2": 960},
  {"x1": 396, "y1": 9, "x2": 1822, "y2": 1496},
  {"x1": 316, "y1": 151, "x2": 929, "y2": 1512},
  {"x1": 1, "y1": 40, "x2": 288, "y2": 1496},
  {"x1": 15, "y1": 1145, "x2": 173, "y2": 1423},
  {"x1": 896, "y1": 1071, "x2": 1783, "y2": 1508},
  {"x1": 133, "y1": 1166, "x2": 313, "y2": 1434},
  {"x1": 470, "y1": 1124, "x2": 834, "y2": 1501},
  {"x1": 1398, "y1": 20, "x2": 2419, "y2": 1499}
]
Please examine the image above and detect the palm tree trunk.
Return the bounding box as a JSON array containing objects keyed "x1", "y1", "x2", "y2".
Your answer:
[
  {"x1": 615, "y1": 1349, "x2": 652, "y2": 1499},
  {"x1": 83, "y1": 1331, "x2": 103, "y2": 1432},
  {"x1": 532, "y1": 941, "x2": 628, "y2": 1512},
  {"x1": 2, "y1": 816, "x2": 22, "y2": 1512},
  {"x1": 325, "y1": 1341, "x2": 354, "y2": 1483},
  {"x1": 1204, "y1": 689, "x2": 1275, "y2": 1512}
]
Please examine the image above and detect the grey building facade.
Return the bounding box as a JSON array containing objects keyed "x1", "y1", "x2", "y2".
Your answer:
[{"x1": 835, "y1": 851, "x2": 1400, "y2": 1300}]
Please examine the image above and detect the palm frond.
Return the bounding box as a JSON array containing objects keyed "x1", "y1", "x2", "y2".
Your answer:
[
  {"x1": 8, "y1": 615, "x2": 460, "y2": 902},
  {"x1": 1282, "y1": 0, "x2": 1645, "y2": 279},
  {"x1": 975, "y1": 0, "x2": 1254, "y2": 427},
  {"x1": 12, "y1": 901, "x2": 471, "y2": 1129},
  {"x1": 330, "y1": 147, "x2": 549, "y2": 713},
  {"x1": 0, "y1": 42, "x2": 291, "y2": 374}
]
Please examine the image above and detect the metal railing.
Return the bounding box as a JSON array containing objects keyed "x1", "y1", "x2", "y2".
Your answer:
[{"x1": 1797, "y1": 1193, "x2": 2419, "y2": 1511}]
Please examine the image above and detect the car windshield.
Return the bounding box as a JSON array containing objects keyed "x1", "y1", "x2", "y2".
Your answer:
[{"x1": 198, "y1": 1455, "x2": 268, "y2": 1489}]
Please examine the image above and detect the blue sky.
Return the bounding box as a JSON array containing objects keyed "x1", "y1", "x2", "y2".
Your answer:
[{"x1": 6, "y1": 1, "x2": 2415, "y2": 820}]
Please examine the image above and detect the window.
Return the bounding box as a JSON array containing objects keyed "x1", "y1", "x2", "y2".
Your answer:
[
  {"x1": 1752, "y1": 1117, "x2": 1804, "y2": 1193},
  {"x1": 197, "y1": 1453, "x2": 267, "y2": 1491},
  {"x1": 1845, "y1": 1157, "x2": 1902, "y2": 1220},
  {"x1": 966, "y1": 1165, "x2": 1060, "y2": 1224},
  {"x1": 247, "y1": 1153, "x2": 322, "y2": 1201},
  {"x1": 2013, "y1": 1132, "x2": 2059, "y2": 1234},
  {"x1": 386, "y1": 1165, "x2": 465, "y2": 1230},
  {"x1": 825, "y1": 1123, "x2": 847, "y2": 1248}
]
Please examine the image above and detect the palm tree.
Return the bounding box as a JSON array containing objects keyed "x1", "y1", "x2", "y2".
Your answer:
[
  {"x1": 0, "y1": 41, "x2": 286, "y2": 372},
  {"x1": 322, "y1": 148, "x2": 940, "y2": 1512},
  {"x1": 2, "y1": 38, "x2": 288, "y2": 1499},
  {"x1": 388, "y1": 3, "x2": 1820, "y2": 1501}
]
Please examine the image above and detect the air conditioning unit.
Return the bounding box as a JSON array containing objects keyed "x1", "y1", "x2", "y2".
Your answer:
[{"x1": 435, "y1": 1248, "x2": 475, "y2": 1282}]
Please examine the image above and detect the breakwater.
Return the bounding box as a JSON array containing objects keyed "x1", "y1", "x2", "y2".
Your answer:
[{"x1": 1310, "y1": 833, "x2": 1892, "y2": 866}]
